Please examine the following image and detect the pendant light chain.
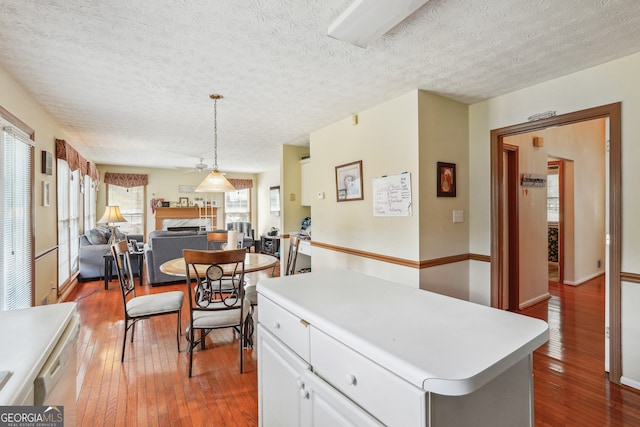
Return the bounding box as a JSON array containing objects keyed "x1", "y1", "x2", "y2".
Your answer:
[
  {"x1": 213, "y1": 96, "x2": 219, "y2": 172},
  {"x1": 195, "y1": 93, "x2": 235, "y2": 193}
]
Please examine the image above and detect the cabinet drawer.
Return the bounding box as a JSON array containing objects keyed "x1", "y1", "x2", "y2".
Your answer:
[
  {"x1": 258, "y1": 295, "x2": 310, "y2": 361},
  {"x1": 310, "y1": 328, "x2": 426, "y2": 427}
]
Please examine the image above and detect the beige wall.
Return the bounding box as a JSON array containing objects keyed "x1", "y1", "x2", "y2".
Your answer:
[
  {"x1": 469, "y1": 52, "x2": 640, "y2": 387},
  {"x1": 257, "y1": 168, "x2": 281, "y2": 237},
  {"x1": 309, "y1": 90, "x2": 470, "y2": 298},
  {"x1": 281, "y1": 144, "x2": 310, "y2": 235}
]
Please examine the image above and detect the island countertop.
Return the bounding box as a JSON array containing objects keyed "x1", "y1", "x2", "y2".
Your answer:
[
  {"x1": 0, "y1": 302, "x2": 78, "y2": 405},
  {"x1": 257, "y1": 269, "x2": 548, "y2": 396}
]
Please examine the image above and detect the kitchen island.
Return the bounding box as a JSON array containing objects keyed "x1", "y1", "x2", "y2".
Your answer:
[
  {"x1": 257, "y1": 270, "x2": 548, "y2": 426},
  {"x1": 0, "y1": 302, "x2": 78, "y2": 411}
]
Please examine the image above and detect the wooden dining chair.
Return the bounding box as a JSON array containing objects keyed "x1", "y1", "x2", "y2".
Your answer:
[
  {"x1": 207, "y1": 231, "x2": 228, "y2": 250},
  {"x1": 285, "y1": 234, "x2": 300, "y2": 276},
  {"x1": 111, "y1": 240, "x2": 184, "y2": 362},
  {"x1": 183, "y1": 248, "x2": 250, "y2": 377},
  {"x1": 207, "y1": 230, "x2": 245, "y2": 250}
]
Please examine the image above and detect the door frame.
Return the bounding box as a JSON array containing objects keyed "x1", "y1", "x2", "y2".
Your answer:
[
  {"x1": 547, "y1": 159, "x2": 564, "y2": 284},
  {"x1": 502, "y1": 144, "x2": 519, "y2": 310},
  {"x1": 490, "y1": 103, "x2": 621, "y2": 384}
]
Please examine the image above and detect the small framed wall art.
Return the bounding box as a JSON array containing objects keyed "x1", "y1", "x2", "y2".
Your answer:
[
  {"x1": 41, "y1": 150, "x2": 53, "y2": 175},
  {"x1": 42, "y1": 181, "x2": 51, "y2": 207},
  {"x1": 335, "y1": 160, "x2": 363, "y2": 202},
  {"x1": 437, "y1": 162, "x2": 456, "y2": 197}
]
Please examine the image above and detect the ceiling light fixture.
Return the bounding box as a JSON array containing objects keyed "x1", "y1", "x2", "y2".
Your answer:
[
  {"x1": 195, "y1": 94, "x2": 236, "y2": 193},
  {"x1": 328, "y1": 0, "x2": 431, "y2": 48}
]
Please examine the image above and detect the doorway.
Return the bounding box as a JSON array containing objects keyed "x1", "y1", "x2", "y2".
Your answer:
[
  {"x1": 547, "y1": 161, "x2": 562, "y2": 283},
  {"x1": 490, "y1": 103, "x2": 621, "y2": 384}
]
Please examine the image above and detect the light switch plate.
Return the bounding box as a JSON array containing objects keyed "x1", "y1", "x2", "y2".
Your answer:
[{"x1": 453, "y1": 210, "x2": 464, "y2": 223}]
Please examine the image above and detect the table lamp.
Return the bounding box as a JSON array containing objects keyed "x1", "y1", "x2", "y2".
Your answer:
[{"x1": 98, "y1": 205, "x2": 127, "y2": 244}]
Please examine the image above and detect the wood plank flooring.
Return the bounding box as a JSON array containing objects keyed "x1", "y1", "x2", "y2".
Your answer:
[
  {"x1": 68, "y1": 269, "x2": 640, "y2": 426},
  {"x1": 520, "y1": 276, "x2": 640, "y2": 426}
]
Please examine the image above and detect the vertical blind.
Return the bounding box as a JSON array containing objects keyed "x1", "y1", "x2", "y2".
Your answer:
[{"x1": 1, "y1": 126, "x2": 33, "y2": 310}]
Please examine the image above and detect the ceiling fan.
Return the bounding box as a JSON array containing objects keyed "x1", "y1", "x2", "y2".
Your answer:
[{"x1": 181, "y1": 158, "x2": 212, "y2": 173}]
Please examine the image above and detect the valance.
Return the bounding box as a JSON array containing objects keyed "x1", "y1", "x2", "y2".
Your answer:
[
  {"x1": 88, "y1": 162, "x2": 100, "y2": 182},
  {"x1": 55, "y1": 138, "x2": 80, "y2": 171},
  {"x1": 104, "y1": 172, "x2": 149, "y2": 188},
  {"x1": 55, "y1": 138, "x2": 99, "y2": 181},
  {"x1": 228, "y1": 179, "x2": 253, "y2": 190}
]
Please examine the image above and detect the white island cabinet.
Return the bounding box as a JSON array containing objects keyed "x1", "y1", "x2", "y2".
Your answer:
[{"x1": 257, "y1": 270, "x2": 549, "y2": 427}]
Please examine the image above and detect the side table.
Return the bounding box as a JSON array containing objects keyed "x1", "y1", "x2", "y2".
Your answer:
[{"x1": 103, "y1": 250, "x2": 145, "y2": 290}]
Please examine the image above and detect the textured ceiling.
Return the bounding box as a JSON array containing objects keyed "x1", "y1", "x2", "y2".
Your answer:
[{"x1": 1, "y1": 0, "x2": 640, "y2": 173}]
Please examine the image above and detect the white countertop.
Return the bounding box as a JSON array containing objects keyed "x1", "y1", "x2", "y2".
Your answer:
[
  {"x1": 0, "y1": 302, "x2": 78, "y2": 405},
  {"x1": 257, "y1": 270, "x2": 548, "y2": 396}
]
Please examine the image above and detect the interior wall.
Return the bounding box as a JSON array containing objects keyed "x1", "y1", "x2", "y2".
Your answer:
[
  {"x1": 503, "y1": 132, "x2": 549, "y2": 307},
  {"x1": 418, "y1": 91, "x2": 470, "y2": 299},
  {"x1": 310, "y1": 89, "x2": 469, "y2": 295},
  {"x1": 257, "y1": 168, "x2": 281, "y2": 236},
  {"x1": 310, "y1": 90, "x2": 421, "y2": 284},
  {"x1": 281, "y1": 144, "x2": 310, "y2": 236},
  {"x1": 0, "y1": 65, "x2": 75, "y2": 305},
  {"x1": 545, "y1": 120, "x2": 606, "y2": 284},
  {"x1": 469, "y1": 52, "x2": 640, "y2": 385}
]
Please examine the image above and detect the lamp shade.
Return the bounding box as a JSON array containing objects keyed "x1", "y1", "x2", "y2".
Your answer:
[
  {"x1": 98, "y1": 205, "x2": 127, "y2": 224},
  {"x1": 195, "y1": 171, "x2": 236, "y2": 193}
]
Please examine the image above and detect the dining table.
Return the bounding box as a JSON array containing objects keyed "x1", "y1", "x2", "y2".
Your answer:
[{"x1": 159, "y1": 252, "x2": 278, "y2": 277}]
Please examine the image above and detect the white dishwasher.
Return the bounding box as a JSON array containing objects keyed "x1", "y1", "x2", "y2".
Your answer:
[{"x1": 34, "y1": 311, "x2": 79, "y2": 423}]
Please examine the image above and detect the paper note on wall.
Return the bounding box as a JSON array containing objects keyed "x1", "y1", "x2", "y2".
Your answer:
[{"x1": 373, "y1": 173, "x2": 412, "y2": 216}]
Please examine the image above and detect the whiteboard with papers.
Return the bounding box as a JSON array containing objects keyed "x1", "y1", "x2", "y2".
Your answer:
[{"x1": 372, "y1": 173, "x2": 412, "y2": 216}]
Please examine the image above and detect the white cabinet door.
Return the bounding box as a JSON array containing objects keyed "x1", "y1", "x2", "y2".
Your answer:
[
  {"x1": 300, "y1": 159, "x2": 311, "y2": 206},
  {"x1": 258, "y1": 325, "x2": 310, "y2": 427},
  {"x1": 304, "y1": 369, "x2": 383, "y2": 427}
]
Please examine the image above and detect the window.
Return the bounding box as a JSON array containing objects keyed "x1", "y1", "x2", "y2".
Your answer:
[
  {"x1": 225, "y1": 188, "x2": 250, "y2": 225},
  {"x1": 1, "y1": 125, "x2": 34, "y2": 310},
  {"x1": 57, "y1": 160, "x2": 80, "y2": 287},
  {"x1": 83, "y1": 175, "x2": 96, "y2": 231},
  {"x1": 107, "y1": 184, "x2": 145, "y2": 235}
]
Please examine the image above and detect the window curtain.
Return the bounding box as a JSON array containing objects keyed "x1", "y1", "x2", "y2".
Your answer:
[
  {"x1": 104, "y1": 172, "x2": 148, "y2": 188},
  {"x1": 228, "y1": 179, "x2": 253, "y2": 190}
]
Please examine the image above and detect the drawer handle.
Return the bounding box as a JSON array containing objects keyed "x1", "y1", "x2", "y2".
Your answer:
[
  {"x1": 300, "y1": 389, "x2": 310, "y2": 399},
  {"x1": 273, "y1": 321, "x2": 281, "y2": 330},
  {"x1": 346, "y1": 374, "x2": 357, "y2": 386},
  {"x1": 296, "y1": 378, "x2": 305, "y2": 390}
]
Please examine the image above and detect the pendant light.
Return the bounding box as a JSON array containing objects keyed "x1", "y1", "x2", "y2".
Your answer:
[{"x1": 195, "y1": 94, "x2": 236, "y2": 193}]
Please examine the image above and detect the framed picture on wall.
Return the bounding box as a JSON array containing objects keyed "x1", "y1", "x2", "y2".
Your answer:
[
  {"x1": 41, "y1": 150, "x2": 53, "y2": 175},
  {"x1": 437, "y1": 162, "x2": 456, "y2": 197},
  {"x1": 335, "y1": 160, "x2": 363, "y2": 202},
  {"x1": 179, "y1": 197, "x2": 189, "y2": 207},
  {"x1": 42, "y1": 181, "x2": 50, "y2": 207}
]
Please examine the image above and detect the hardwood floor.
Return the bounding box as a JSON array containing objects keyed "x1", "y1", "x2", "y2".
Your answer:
[
  {"x1": 68, "y1": 269, "x2": 640, "y2": 426},
  {"x1": 520, "y1": 276, "x2": 640, "y2": 426}
]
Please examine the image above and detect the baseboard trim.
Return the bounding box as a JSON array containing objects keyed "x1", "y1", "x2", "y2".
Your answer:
[
  {"x1": 621, "y1": 376, "x2": 640, "y2": 391},
  {"x1": 519, "y1": 293, "x2": 551, "y2": 310},
  {"x1": 563, "y1": 271, "x2": 605, "y2": 286}
]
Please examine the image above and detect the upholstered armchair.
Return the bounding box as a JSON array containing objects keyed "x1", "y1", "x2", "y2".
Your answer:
[{"x1": 226, "y1": 222, "x2": 255, "y2": 250}]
